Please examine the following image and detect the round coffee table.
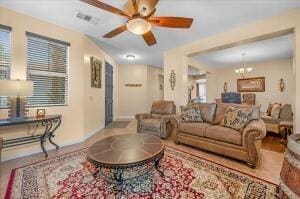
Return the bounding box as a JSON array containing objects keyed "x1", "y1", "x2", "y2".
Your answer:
[{"x1": 87, "y1": 133, "x2": 164, "y2": 197}]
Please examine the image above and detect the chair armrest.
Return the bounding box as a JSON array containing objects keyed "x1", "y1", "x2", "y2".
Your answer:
[
  {"x1": 242, "y1": 119, "x2": 266, "y2": 166},
  {"x1": 243, "y1": 119, "x2": 266, "y2": 142},
  {"x1": 135, "y1": 113, "x2": 151, "y2": 121},
  {"x1": 160, "y1": 115, "x2": 178, "y2": 139},
  {"x1": 135, "y1": 113, "x2": 151, "y2": 134}
]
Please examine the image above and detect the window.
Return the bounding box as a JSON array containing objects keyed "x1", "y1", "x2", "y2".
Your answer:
[
  {"x1": 26, "y1": 32, "x2": 69, "y2": 107},
  {"x1": 0, "y1": 25, "x2": 11, "y2": 108}
]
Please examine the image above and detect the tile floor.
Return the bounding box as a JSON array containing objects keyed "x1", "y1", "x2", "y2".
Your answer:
[{"x1": 0, "y1": 119, "x2": 284, "y2": 197}]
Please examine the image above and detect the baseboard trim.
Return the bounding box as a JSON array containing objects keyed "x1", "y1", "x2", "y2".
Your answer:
[
  {"x1": 84, "y1": 126, "x2": 104, "y2": 140},
  {"x1": 117, "y1": 116, "x2": 135, "y2": 119},
  {"x1": 1, "y1": 126, "x2": 105, "y2": 162},
  {"x1": 1, "y1": 137, "x2": 83, "y2": 162}
]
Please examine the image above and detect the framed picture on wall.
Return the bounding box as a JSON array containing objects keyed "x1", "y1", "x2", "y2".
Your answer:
[
  {"x1": 90, "y1": 56, "x2": 102, "y2": 88},
  {"x1": 237, "y1": 77, "x2": 265, "y2": 92}
]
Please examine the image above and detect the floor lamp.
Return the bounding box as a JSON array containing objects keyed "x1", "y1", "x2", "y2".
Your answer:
[{"x1": 0, "y1": 79, "x2": 33, "y2": 120}]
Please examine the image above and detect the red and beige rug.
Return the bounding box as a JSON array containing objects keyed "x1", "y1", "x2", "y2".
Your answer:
[{"x1": 5, "y1": 146, "x2": 278, "y2": 199}]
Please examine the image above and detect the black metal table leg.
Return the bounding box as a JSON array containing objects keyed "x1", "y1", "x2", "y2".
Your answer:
[
  {"x1": 154, "y1": 156, "x2": 164, "y2": 177},
  {"x1": 113, "y1": 169, "x2": 124, "y2": 199},
  {"x1": 41, "y1": 121, "x2": 51, "y2": 157},
  {"x1": 48, "y1": 119, "x2": 61, "y2": 149}
]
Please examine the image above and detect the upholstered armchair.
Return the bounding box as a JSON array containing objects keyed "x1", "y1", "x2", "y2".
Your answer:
[{"x1": 135, "y1": 101, "x2": 176, "y2": 139}]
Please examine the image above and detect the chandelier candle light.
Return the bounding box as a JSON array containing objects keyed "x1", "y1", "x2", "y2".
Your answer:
[{"x1": 235, "y1": 54, "x2": 253, "y2": 78}]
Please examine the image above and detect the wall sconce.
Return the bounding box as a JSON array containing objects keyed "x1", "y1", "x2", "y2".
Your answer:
[
  {"x1": 169, "y1": 70, "x2": 176, "y2": 91},
  {"x1": 279, "y1": 78, "x2": 285, "y2": 92},
  {"x1": 224, "y1": 82, "x2": 228, "y2": 93}
]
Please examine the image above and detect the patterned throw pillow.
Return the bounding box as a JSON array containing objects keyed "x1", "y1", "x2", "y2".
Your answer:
[
  {"x1": 180, "y1": 105, "x2": 203, "y2": 123},
  {"x1": 221, "y1": 108, "x2": 253, "y2": 131}
]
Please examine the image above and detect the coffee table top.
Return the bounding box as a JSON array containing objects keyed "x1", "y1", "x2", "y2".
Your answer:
[{"x1": 87, "y1": 133, "x2": 164, "y2": 168}]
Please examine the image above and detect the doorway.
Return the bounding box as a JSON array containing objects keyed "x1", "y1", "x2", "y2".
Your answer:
[{"x1": 105, "y1": 62, "x2": 113, "y2": 126}]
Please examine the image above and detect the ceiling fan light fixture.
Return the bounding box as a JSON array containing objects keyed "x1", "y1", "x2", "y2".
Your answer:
[
  {"x1": 126, "y1": 54, "x2": 136, "y2": 60},
  {"x1": 126, "y1": 18, "x2": 152, "y2": 35}
]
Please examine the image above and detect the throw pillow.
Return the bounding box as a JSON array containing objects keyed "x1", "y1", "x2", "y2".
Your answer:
[
  {"x1": 221, "y1": 108, "x2": 253, "y2": 131},
  {"x1": 270, "y1": 104, "x2": 281, "y2": 119},
  {"x1": 198, "y1": 103, "x2": 217, "y2": 123},
  {"x1": 180, "y1": 105, "x2": 203, "y2": 122},
  {"x1": 230, "y1": 103, "x2": 261, "y2": 120},
  {"x1": 213, "y1": 103, "x2": 231, "y2": 124},
  {"x1": 266, "y1": 103, "x2": 273, "y2": 116}
]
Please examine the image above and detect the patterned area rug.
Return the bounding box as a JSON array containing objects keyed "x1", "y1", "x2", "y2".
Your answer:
[
  {"x1": 5, "y1": 146, "x2": 278, "y2": 199},
  {"x1": 105, "y1": 121, "x2": 130, "y2": 129}
]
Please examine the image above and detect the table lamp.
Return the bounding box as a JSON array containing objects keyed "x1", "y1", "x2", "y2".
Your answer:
[{"x1": 0, "y1": 79, "x2": 33, "y2": 120}]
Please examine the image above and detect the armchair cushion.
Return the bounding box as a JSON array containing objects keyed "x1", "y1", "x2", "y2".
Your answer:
[
  {"x1": 140, "y1": 119, "x2": 161, "y2": 133},
  {"x1": 151, "y1": 100, "x2": 175, "y2": 115},
  {"x1": 135, "y1": 113, "x2": 151, "y2": 121}
]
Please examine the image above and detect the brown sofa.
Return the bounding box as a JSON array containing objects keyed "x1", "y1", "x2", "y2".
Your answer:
[
  {"x1": 172, "y1": 102, "x2": 266, "y2": 168},
  {"x1": 135, "y1": 100, "x2": 176, "y2": 139}
]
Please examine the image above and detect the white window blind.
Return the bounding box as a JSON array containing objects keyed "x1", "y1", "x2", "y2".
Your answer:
[
  {"x1": 0, "y1": 25, "x2": 11, "y2": 108},
  {"x1": 26, "y1": 32, "x2": 70, "y2": 107}
]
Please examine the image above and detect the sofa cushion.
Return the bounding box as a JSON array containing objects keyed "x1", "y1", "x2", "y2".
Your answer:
[
  {"x1": 180, "y1": 105, "x2": 203, "y2": 122},
  {"x1": 140, "y1": 119, "x2": 161, "y2": 133},
  {"x1": 214, "y1": 103, "x2": 231, "y2": 124},
  {"x1": 261, "y1": 114, "x2": 280, "y2": 124},
  {"x1": 221, "y1": 108, "x2": 253, "y2": 131},
  {"x1": 206, "y1": 125, "x2": 242, "y2": 145},
  {"x1": 151, "y1": 100, "x2": 174, "y2": 115},
  {"x1": 151, "y1": 114, "x2": 164, "y2": 119},
  {"x1": 198, "y1": 103, "x2": 217, "y2": 123},
  {"x1": 179, "y1": 122, "x2": 211, "y2": 137}
]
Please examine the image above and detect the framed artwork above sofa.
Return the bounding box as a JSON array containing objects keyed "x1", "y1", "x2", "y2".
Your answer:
[{"x1": 237, "y1": 77, "x2": 265, "y2": 92}]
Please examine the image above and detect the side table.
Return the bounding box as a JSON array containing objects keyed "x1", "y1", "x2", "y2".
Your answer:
[{"x1": 0, "y1": 115, "x2": 62, "y2": 160}]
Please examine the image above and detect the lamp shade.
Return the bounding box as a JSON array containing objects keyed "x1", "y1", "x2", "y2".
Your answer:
[{"x1": 0, "y1": 80, "x2": 33, "y2": 97}]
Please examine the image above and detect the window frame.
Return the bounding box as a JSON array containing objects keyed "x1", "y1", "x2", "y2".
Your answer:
[
  {"x1": 0, "y1": 24, "x2": 12, "y2": 109},
  {"x1": 26, "y1": 32, "x2": 70, "y2": 107}
]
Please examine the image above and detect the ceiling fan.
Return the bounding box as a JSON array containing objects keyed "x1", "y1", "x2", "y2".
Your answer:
[{"x1": 80, "y1": 0, "x2": 193, "y2": 46}]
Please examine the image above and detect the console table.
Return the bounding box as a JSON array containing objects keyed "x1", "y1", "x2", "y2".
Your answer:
[{"x1": 0, "y1": 115, "x2": 62, "y2": 158}]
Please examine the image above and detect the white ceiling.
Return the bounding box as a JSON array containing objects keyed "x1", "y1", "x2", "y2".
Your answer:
[
  {"x1": 194, "y1": 34, "x2": 294, "y2": 68},
  {"x1": 1, "y1": 0, "x2": 300, "y2": 67}
]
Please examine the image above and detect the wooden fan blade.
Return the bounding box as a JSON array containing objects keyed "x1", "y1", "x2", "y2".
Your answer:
[
  {"x1": 139, "y1": 0, "x2": 159, "y2": 16},
  {"x1": 145, "y1": 8, "x2": 156, "y2": 19},
  {"x1": 103, "y1": 25, "x2": 127, "y2": 38},
  {"x1": 148, "y1": 17, "x2": 193, "y2": 28},
  {"x1": 80, "y1": 0, "x2": 130, "y2": 18},
  {"x1": 142, "y1": 31, "x2": 157, "y2": 46},
  {"x1": 131, "y1": 0, "x2": 139, "y2": 14}
]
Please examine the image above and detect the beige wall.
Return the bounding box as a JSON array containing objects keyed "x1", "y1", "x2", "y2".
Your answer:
[
  {"x1": 117, "y1": 64, "x2": 163, "y2": 118},
  {"x1": 164, "y1": 8, "x2": 300, "y2": 132},
  {"x1": 206, "y1": 59, "x2": 293, "y2": 111},
  {"x1": 147, "y1": 66, "x2": 164, "y2": 109},
  {"x1": 83, "y1": 37, "x2": 118, "y2": 138},
  {"x1": 0, "y1": 7, "x2": 118, "y2": 161}
]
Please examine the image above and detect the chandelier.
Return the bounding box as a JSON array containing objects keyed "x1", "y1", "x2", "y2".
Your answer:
[{"x1": 234, "y1": 54, "x2": 253, "y2": 78}]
